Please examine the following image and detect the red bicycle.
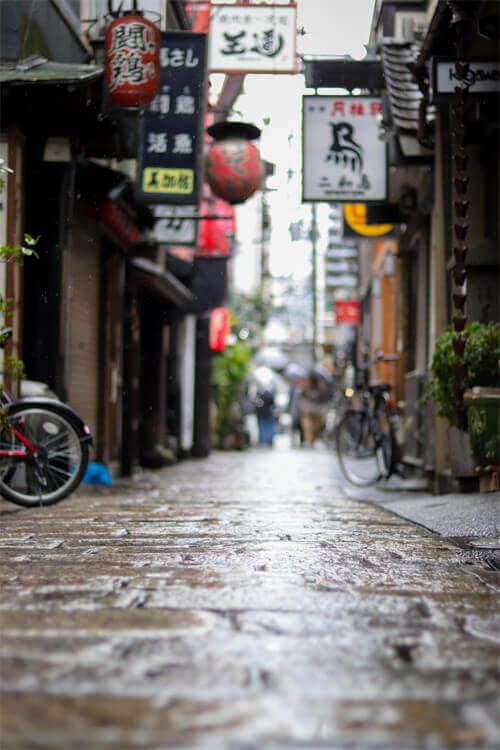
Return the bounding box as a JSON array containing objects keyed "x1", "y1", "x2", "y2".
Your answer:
[{"x1": 0, "y1": 329, "x2": 92, "y2": 507}]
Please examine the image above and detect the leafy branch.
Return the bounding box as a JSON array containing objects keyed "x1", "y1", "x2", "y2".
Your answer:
[
  {"x1": 0, "y1": 234, "x2": 40, "y2": 266},
  {"x1": 0, "y1": 167, "x2": 40, "y2": 389}
]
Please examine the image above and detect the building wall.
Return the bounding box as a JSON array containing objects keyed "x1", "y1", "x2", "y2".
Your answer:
[{"x1": 65, "y1": 204, "x2": 101, "y2": 446}]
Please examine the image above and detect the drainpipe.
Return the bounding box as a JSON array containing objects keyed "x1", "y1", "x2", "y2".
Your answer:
[{"x1": 449, "y1": 1, "x2": 475, "y2": 430}]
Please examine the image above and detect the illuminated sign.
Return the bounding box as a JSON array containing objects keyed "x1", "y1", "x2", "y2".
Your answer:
[{"x1": 343, "y1": 203, "x2": 393, "y2": 238}]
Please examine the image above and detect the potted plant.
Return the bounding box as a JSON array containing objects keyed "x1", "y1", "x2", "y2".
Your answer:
[
  {"x1": 424, "y1": 321, "x2": 500, "y2": 478},
  {"x1": 212, "y1": 339, "x2": 252, "y2": 449}
]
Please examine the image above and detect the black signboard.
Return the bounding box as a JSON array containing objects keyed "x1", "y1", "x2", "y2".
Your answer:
[{"x1": 137, "y1": 32, "x2": 208, "y2": 205}]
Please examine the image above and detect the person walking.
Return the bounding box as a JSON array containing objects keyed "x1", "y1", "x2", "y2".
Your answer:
[
  {"x1": 254, "y1": 387, "x2": 276, "y2": 446},
  {"x1": 287, "y1": 381, "x2": 304, "y2": 446},
  {"x1": 298, "y1": 373, "x2": 328, "y2": 446}
]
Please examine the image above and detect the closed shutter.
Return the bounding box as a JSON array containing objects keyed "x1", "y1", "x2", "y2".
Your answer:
[{"x1": 66, "y1": 208, "x2": 100, "y2": 444}]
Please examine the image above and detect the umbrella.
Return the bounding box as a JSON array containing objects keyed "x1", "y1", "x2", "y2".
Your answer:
[
  {"x1": 251, "y1": 366, "x2": 289, "y2": 395},
  {"x1": 254, "y1": 347, "x2": 289, "y2": 371},
  {"x1": 311, "y1": 363, "x2": 333, "y2": 383},
  {"x1": 252, "y1": 366, "x2": 280, "y2": 389},
  {"x1": 282, "y1": 362, "x2": 309, "y2": 381}
]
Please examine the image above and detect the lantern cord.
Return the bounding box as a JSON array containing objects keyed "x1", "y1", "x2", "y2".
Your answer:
[{"x1": 107, "y1": 0, "x2": 138, "y2": 19}]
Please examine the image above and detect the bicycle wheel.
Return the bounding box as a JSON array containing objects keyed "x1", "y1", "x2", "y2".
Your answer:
[
  {"x1": 376, "y1": 403, "x2": 397, "y2": 479},
  {"x1": 0, "y1": 403, "x2": 89, "y2": 507},
  {"x1": 336, "y1": 409, "x2": 381, "y2": 486}
]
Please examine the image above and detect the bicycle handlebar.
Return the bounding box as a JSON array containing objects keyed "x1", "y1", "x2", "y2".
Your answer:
[{"x1": 357, "y1": 354, "x2": 400, "y2": 370}]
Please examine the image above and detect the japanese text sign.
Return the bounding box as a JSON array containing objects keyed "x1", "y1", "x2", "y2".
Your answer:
[
  {"x1": 302, "y1": 96, "x2": 387, "y2": 203},
  {"x1": 209, "y1": 3, "x2": 297, "y2": 73},
  {"x1": 105, "y1": 14, "x2": 160, "y2": 108},
  {"x1": 138, "y1": 31, "x2": 208, "y2": 204}
]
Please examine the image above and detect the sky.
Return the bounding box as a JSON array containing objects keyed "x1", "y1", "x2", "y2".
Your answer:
[{"x1": 225, "y1": 0, "x2": 377, "y2": 291}]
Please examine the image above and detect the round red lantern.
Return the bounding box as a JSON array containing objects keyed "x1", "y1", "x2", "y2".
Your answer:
[
  {"x1": 105, "y1": 10, "x2": 160, "y2": 108},
  {"x1": 205, "y1": 122, "x2": 265, "y2": 205}
]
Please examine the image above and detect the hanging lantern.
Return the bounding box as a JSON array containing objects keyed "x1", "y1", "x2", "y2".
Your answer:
[
  {"x1": 197, "y1": 215, "x2": 230, "y2": 258},
  {"x1": 205, "y1": 122, "x2": 265, "y2": 205},
  {"x1": 105, "y1": 1, "x2": 160, "y2": 108},
  {"x1": 210, "y1": 308, "x2": 231, "y2": 352}
]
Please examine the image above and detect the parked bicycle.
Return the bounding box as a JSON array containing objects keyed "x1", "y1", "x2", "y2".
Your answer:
[
  {"x1": 335, "y1": 355, "x2": 399, "y2": 486},
  {"x1": 0, "y1": 328, "x2": 92, "y2": 507}
]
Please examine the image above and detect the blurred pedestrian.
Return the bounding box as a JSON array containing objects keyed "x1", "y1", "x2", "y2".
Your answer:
[
  {"x1": 298, "y1": 373, "x2": 328, "y2": 445},
  {"x1": 287, "y1": 381, "x2": 304, "y2": 446},
  {"x1": 255, "y1": 387, "x2": 276, "y2": 445}
]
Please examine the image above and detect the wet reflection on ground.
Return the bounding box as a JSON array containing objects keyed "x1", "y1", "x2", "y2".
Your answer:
[{"x1": 1, "y1": 439, "x2": 499, "y2": 748}]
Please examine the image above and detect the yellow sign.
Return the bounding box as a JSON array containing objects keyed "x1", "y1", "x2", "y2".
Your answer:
[
  {"x1": 142, "y1": 168, "x2": 194, "y2": 195},
  {"x1": 343, "y1": 203, "x2": 393, "y2": 237}
]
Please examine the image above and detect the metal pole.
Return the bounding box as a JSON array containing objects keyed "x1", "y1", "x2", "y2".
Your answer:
[
  {"x1": 259, "y1": 190, "x2": 269, "y2": 347},
  {"x1": 311, "y1": 201, "x2": 318, "y2": 363}
]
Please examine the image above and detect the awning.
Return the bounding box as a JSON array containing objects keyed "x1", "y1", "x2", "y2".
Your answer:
[
  {"x1": 380, "y1": 43, "x2": 435, "y2": 157},
  {"x1": 0, "y1": 56, "x2": 125, "y2": 158},
  {"x1": 381, "y1": 44, "x2": 422, "y2": 132},
  {"x1": 0, "y1": 55, "x2": 103, "y2": 85},
  {"x1": 130, "y1": 257, "x2": 195, "y2": 310}
]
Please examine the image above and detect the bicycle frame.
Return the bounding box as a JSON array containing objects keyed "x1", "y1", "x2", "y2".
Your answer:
[{"x1": 0, "y1": 423, "x2": 37, "y2": 459}]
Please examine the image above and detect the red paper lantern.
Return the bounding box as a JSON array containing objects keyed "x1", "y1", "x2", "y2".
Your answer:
[
  {"x1": 105, "y1": 13, "x2": 160, "y2": 108},
  {"x1": 197, "y1": 215, "x2": 230, "y2": 258},
  {"x1": 210, "y1": 308, "x2": 231, "y2": 352},
  {"x1": 205, "y1": 122, "x2": 264, "y2": 205}
]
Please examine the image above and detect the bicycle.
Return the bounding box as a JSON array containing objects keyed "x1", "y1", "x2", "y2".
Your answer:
[
  {"x1": 0, "y1": 329, "x2": 93, "y2": 507},
  {"x1": 335, "y1": 356, "x2": 399, "y2": 486}
]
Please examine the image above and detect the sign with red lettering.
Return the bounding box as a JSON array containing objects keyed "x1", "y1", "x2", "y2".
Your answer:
[
  {"x1": 302, "y1": 96, "x2": 387, "y2": 202},
  {"x1": 335, "y1": 299, "x2": 361, "y2": 325}
]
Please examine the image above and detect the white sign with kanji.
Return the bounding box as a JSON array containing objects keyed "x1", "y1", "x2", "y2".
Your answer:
[
  {"x1": 302, "y1": 96, "x2": 387, "y2": 202},
  {"x1": 209, "y1": 3, "x2": 297, "y2": 73},
  {"x1": 152, "y1": 204, "x2": 197, "y2": 244}
]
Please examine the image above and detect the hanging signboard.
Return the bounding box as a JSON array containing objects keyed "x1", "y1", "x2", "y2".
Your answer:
[
  {"x1": 335, "y1": 299, "x2": 361, "y2": 325},
  {"x1": 137, "y1": 31, "x2": 208, "y2": 204},
  {"x1": 432, "y1": 58, "x2": 500, "y2": 97},
  {"x1": 152, "y1": 204, "x2": 197, "y2": 244},
  {"x1": 208, "y1": 3, "x2": 297, "y2": 74},
  {"x1": 343, "y1": 204, "x2": 394, "y2": 238},
  {"x1": 302, "y1": 96, "x2": 387, "y2": 203}
]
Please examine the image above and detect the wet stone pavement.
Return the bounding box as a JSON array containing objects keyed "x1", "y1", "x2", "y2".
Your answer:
[{"x1": 0, "y1": 439, "x2": 499, "y2": 749}]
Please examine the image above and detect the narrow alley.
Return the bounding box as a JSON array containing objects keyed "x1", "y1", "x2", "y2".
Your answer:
[{"x1": 1, "y1": 440, "x2": 499, "y2": 749}]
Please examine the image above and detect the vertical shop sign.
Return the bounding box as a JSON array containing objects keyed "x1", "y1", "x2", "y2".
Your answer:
[
  {"x1": 138, "y1": 32, "x2": 208, "y2": 204},
  {"x1": 302, "y1": 96, "x2": 387, "y2": 202}
]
